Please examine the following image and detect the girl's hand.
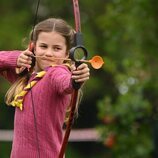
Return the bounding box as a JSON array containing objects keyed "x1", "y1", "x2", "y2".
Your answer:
[
  {"x1": 71, "y1": 63, "x2": 90, "y2": 83},
  {"x1": 17, "y1": 49, "x2": 33, "y2": 69}
]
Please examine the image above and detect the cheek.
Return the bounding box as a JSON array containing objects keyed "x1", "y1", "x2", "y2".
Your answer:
[
  {"x1": 34, "y1": 48, "x2": 44, "y2": 56},
  {"x1": 36, "y1": 58, "x2": 42, "y2": 65}
]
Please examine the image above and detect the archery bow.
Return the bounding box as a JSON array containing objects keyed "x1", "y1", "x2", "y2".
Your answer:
[{"x1": 58, "y1": 0, "x2": 87, "y2": 157}]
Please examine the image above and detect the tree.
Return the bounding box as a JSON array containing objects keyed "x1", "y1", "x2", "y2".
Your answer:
[{"x1": 97, "y1": 0, "x2": 158, "y2": 157}]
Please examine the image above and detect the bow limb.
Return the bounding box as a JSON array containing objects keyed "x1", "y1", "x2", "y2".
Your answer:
[
  {"x1": 58, "y1": 0, "x2": 85, "y2": 157},
  {"x1": 72, "y1": 0, "x2": 81, "y2": 32},
  {"x1": 58, "y1": 90, "x2": 79, "y2": 158}
]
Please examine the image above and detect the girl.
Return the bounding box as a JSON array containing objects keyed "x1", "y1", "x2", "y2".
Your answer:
[{"x1": 0, "y1": 18, "x2": 90, "y2": 158}]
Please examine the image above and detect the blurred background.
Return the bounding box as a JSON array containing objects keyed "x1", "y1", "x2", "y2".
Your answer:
[{"x1": 1, "y1": 0, "x2": 158, "y2": 157}]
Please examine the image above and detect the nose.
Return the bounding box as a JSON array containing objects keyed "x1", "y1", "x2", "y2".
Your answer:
[{"x1": 45, "y1": 49, "x2": 53, "y2": 57}]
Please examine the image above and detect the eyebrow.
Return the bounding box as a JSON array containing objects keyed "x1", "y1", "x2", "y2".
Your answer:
[
  {"x1": 39, "y1": 42, "x2": 47, "y2": 45},
  {"x1": 39, "y1": 42, "x2": 63, "y2": 47}
]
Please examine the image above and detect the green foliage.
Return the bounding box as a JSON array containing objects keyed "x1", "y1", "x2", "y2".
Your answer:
[
  {"x1": 66, "y1": 143, "x2": 107, "y2": 158},
  {"x1": 97, "y1": 0, "x2": 158, "y2": 157},
  {"x1": 0, "y1": 0, "x2": 32, "y2": 49},
  {"x1": 0, "y1": 142, "x2": 12, "y2": 158}
]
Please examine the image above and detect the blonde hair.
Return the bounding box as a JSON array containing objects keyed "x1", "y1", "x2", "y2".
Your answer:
[
  {"x1": 5, "y1": 18, "x2": 75, "y2": 106},
  {"x1": 64, "y1": 89, "x2": 83, "y2": 124}
]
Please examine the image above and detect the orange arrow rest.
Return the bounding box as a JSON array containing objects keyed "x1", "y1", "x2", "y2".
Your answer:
[{"x1": 82, "y1": 55, "x2": 104, "y2": 69}]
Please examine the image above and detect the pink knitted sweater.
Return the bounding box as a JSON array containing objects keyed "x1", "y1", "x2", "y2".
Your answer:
[
  {"x1": 0, "y1": 51, "x2": 20, "y2": 82},
  {"x1": 0, "y1": 51, "x2": 73, "y2": 158}
]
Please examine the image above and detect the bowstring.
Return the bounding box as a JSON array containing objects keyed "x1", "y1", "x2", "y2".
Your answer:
[
  {"x1": 29, "y1": 0, "x2": 41, "y2": 157},
  {"x1": 32, "y1": 0, "x2": 41, "y2": 33}
]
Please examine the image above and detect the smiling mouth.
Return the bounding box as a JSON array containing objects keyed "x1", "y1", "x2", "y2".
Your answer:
[{"x1": 37, "y1": 56, "x2": 55, "y2": 62}]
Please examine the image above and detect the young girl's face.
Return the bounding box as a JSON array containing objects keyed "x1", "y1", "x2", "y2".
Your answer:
[{"x1": 34, "y1": 31, "x2": 68, "y2": 72}]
